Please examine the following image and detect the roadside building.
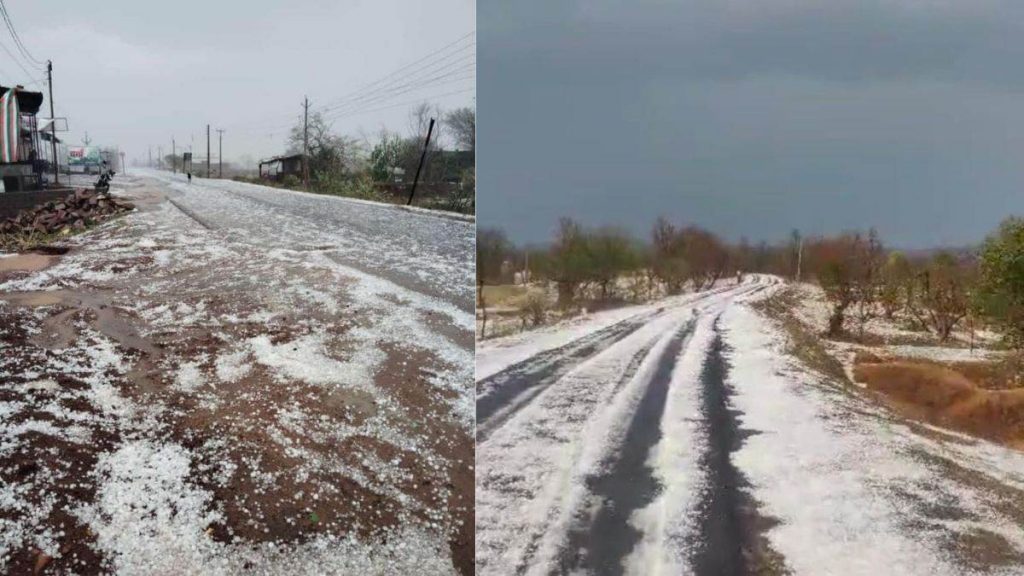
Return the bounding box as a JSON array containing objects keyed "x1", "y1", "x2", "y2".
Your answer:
[
  {"x1": 0, "y1": 85, "x2": 46, "y2": 192},
  {"x1": 258, "y1": 153, "x2": 305, "y2": 182}
]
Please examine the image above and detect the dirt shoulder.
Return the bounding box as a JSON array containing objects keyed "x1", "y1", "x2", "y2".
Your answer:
[{"x1": 0, "y1": 176, "x2": 473, "y2": 575}]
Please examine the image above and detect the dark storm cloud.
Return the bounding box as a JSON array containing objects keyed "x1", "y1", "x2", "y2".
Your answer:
[{"x1": 478, "y1": 0, "x2": 1024, "y2": 248}]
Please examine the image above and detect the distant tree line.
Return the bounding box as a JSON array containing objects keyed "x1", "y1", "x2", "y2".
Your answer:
[
  {"x1": 221, "y1": 103, "x2": 475, "y2": 212},
  {"x1": 477, "y1": 215, "x2": 1024, "y2": 350}
]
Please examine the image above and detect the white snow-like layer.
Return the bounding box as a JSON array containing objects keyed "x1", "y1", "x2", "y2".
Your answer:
[
  {"x1": 476, "y1": 279, "x2": 770, "y2": 576},
  {"x1": 314, "y1": 255, "x2": 475, "y2": 429},
  {"x1": 141, "y1": 168, "x2": 473, "y2": 310},
  {"x1": 248, "y1": 331, "x2": 381, "y2": 390},
  {"x1": 476, "y1": 279, "x2": 749, "y2": 382},
  {"x1": 0, "y1": 326, "x2": 145, "y2": 565},
  {"x1": 1, "y1": 172, "x2": 472, "y2": 573},
  {"x1": 881, "y1": 344, "x2": 999, "y2": 363},
  {"x1": 476, "y1": 309, "x2": 691, "y2": 576},
  {"x1": 214, "y1": 346, "x2": 252, "y2": 384},
  {"x1": 174, "y1": 361, "x2": 207, "y2": 392},
  {"x1": 625, "y1": 314, "x2": 716, "y2": 576},
  {"x1": 475, "y1": 304, "x2": 653, "y2": 381},
  {"x1": 721, "y1": 302, "x2": 1024, "y2": 576},
  {"x1": 75, "y1": 440, "x2": 225, "y2": 573},
  {"x1": 790, "y1": 281, "x2": 1000, "y2": 349},
  {"x1": 77, "y1": 440, "x2": 457, "y2": 576}
]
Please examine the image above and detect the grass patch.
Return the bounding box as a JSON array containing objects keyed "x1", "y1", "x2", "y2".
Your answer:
[
  {"x1": 480, "y1": 284, "x2": 528, "y2": 307},
  {"x1": 0, "y1": 227, "x2": 82, "y2": 253},
  {"x1": 753, "y1": 286, "x2": 850, "y2": 386}
]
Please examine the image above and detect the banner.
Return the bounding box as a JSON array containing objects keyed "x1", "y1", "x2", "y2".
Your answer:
[{"x1": 67, "y1": 146, "x2": 102, "y2": 166}]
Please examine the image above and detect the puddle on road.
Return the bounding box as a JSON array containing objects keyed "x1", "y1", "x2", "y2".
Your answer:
[
  {"x1": 3, "y1": 288, "x2": 163, "y2": 371},
  {"x1": 0, "y1": 253, "x2": 58, "y2": 273},
  {"x1": 2, "y1": 291, "x2": 65, "y2": 306}
]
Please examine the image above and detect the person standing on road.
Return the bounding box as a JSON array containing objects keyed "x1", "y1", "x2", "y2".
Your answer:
[{"x1": 187, "y1": 172, "x2": 192, "y2": 184}]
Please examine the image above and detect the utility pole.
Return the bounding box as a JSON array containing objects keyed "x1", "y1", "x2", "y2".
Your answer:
[
  {"x1": 406, "y1": 117, "x2": 435, "y2": 206},
  {"x1": 796, "y1": 236, "x2": 804, "y2": 283},
  {"x1": 302, "y1": 97, "x2": 310, "y2": 189},
  {"x1": 206, "y1": 124, "x2": 211, "y2": 178},
  {"x1": 158, "y1": 146, "x2": 163, "y2": 169},
  {"x1": 148, "y1": 146, "x2": 152, "y2": 168},
  {"x1": 172, "y1": 138, "x2": 176, "y2": 173},
  {"x1": 82, "y1": 132, "x2": 91, "y2": 146},
  {"x1": 46, "y1": 61, "x2": 58, "y2": 186},
  {"x1": 120, "y1": 150, "x2": 126, "y2": 174},
  {"x1": 217, "y1": 129, "x2": 224, "y2": 178}
]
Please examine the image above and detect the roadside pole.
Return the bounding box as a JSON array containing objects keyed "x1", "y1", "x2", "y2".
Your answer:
[
  {"x1": 796, "y1": 237, "x2": 803, "y2": 282},
  {"x1": 47, "y1": 61, "x2": 58, "y2": 186},
  {"x1": 172, "y1": 138, "x2": 176, "y2": 173},
  {"x1": 406, "y1": 117, "x2": 435, "y2": 206},
  {"x1": 206, "y1": 124, "x2": 211, "y2": 178},
  {"x1": 302, "y1": 97, "x2": 310, "y2": 190},
  {"x1": 217, "y1": 129, "x2": 224, "y2": 178}
]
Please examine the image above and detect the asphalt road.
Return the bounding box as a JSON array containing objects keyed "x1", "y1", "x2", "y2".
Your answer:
[{"x1": 142, "y1": 169, "x2": 475, "y2": 313}]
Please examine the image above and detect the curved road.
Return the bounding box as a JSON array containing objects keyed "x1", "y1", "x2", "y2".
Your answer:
[
  {"x1": 475, "y1": 278, "x2": 771, "y2": 576},
  {"x1": 476, "y1": 275, "x2": 1024, "y2": 576}
]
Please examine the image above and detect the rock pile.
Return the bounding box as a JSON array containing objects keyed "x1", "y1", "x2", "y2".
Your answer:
[{"x1": 0, "y1": 189, "x2": 134, "y2": 236}]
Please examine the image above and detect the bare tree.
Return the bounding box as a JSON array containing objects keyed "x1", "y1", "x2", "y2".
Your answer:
[
  {"x1": 288, "y1": 112, "x2": 362, "y2": 181},
  {"x1": 477, "y1": 228, "x2": 512, "y2": 338},
  {"x1": 816, "y1": 234, "x2": 863, "y2": 336},
  {"x1": 651, "y1": 217, "x2": 688, "y2": 294},
  {"x1": 550, "y1": 218, "x2": 592, "y2": 307},
  {"x1": 851, "y1": 228, "x2": 884, "y2": 340},
  {"x1": 681, "y1": 226, "x2": 729, "y2": 290},
  {"x1": 446, "y1": 107, "x2": 475, "y2": 151},
  {"x1": 916, "y1": 252, "x2": 970, "y2": 342}
]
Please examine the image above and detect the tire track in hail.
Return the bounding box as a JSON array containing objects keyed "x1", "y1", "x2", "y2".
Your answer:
[
  {"x1": 557, "y1": 320, "x2": 696, "y2": 575},
  {"x1": 507, "y1": 329, "x2": 667, "y2": 575},
  {"x1": 686, "y1": 315, "x2": 787, "y2": 576},
  {"x1": 476, "y1": 310, "x2": 661, "y2": 442}
]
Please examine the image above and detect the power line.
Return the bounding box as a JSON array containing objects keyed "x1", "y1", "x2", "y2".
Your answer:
[
  {"x1": 0, "y1": 36, "x2": 40, "y2": 82},
  {"x1": 317, "y1": 54, "x2": 475, "y2": 117},
  {"x1": 233, "y1": 62, "x2": 474, "y2": 135},
  {"x1": 315, "y1": 36, "x2": 474, "y2": 115},
  {"x1": 224, "y1": 31, "x2": 475, "y2": 133},
  {"x1": 0, "y1": 1, "x2": 44, "y2": 69},
  {"x1": 323, "y1": 87, "x2": 475, "y2": 123},
  {"x1": 320, "y1": 73, "x2": 475, "y2": 124}
]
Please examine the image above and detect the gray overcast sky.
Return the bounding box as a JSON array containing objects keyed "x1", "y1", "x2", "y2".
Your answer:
[
  {"x1": 478, "y1": 0, "x2": 1024, "y2": 249},
  {"x1": 6, "y1": 0, "x2": 474, "y2": 165}
]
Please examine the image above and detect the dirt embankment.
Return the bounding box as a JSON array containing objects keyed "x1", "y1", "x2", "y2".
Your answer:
[
  {"x1": 854, "y1": 353, "x2": 1024, "y2": 450},
  {"x1": 754, "y1": 286, "x2": 1024, "y2": 451}
]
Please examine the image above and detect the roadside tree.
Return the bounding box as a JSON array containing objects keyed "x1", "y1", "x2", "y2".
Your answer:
[
  {"x1": 477, "y1": 227, "x2": 512, "y2": 338},
  {"x1": 975, "y1": 217, "x2": 1024, "y2": 350},
  {"x1": 917, "y1": 252, "x2": 970, "y2": 342}
]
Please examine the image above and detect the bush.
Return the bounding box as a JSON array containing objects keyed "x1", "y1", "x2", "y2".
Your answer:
[
  {"x1": 520, "y1": 292, "x2": 548, "y2": 328},
  {"x1": 975, "y1": 217, "x2": 1024, "y2": 350},
  {"x1": 281, "y1": 174, "x2": 301, "y2": 188}
]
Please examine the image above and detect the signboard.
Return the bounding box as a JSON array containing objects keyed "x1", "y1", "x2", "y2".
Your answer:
[
  {"x1": 182, "y1": 152, "x2": 192, "y2": 173},
  {"x1": 67, "y1": 146, "x2": 102, "y2": 166}
]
